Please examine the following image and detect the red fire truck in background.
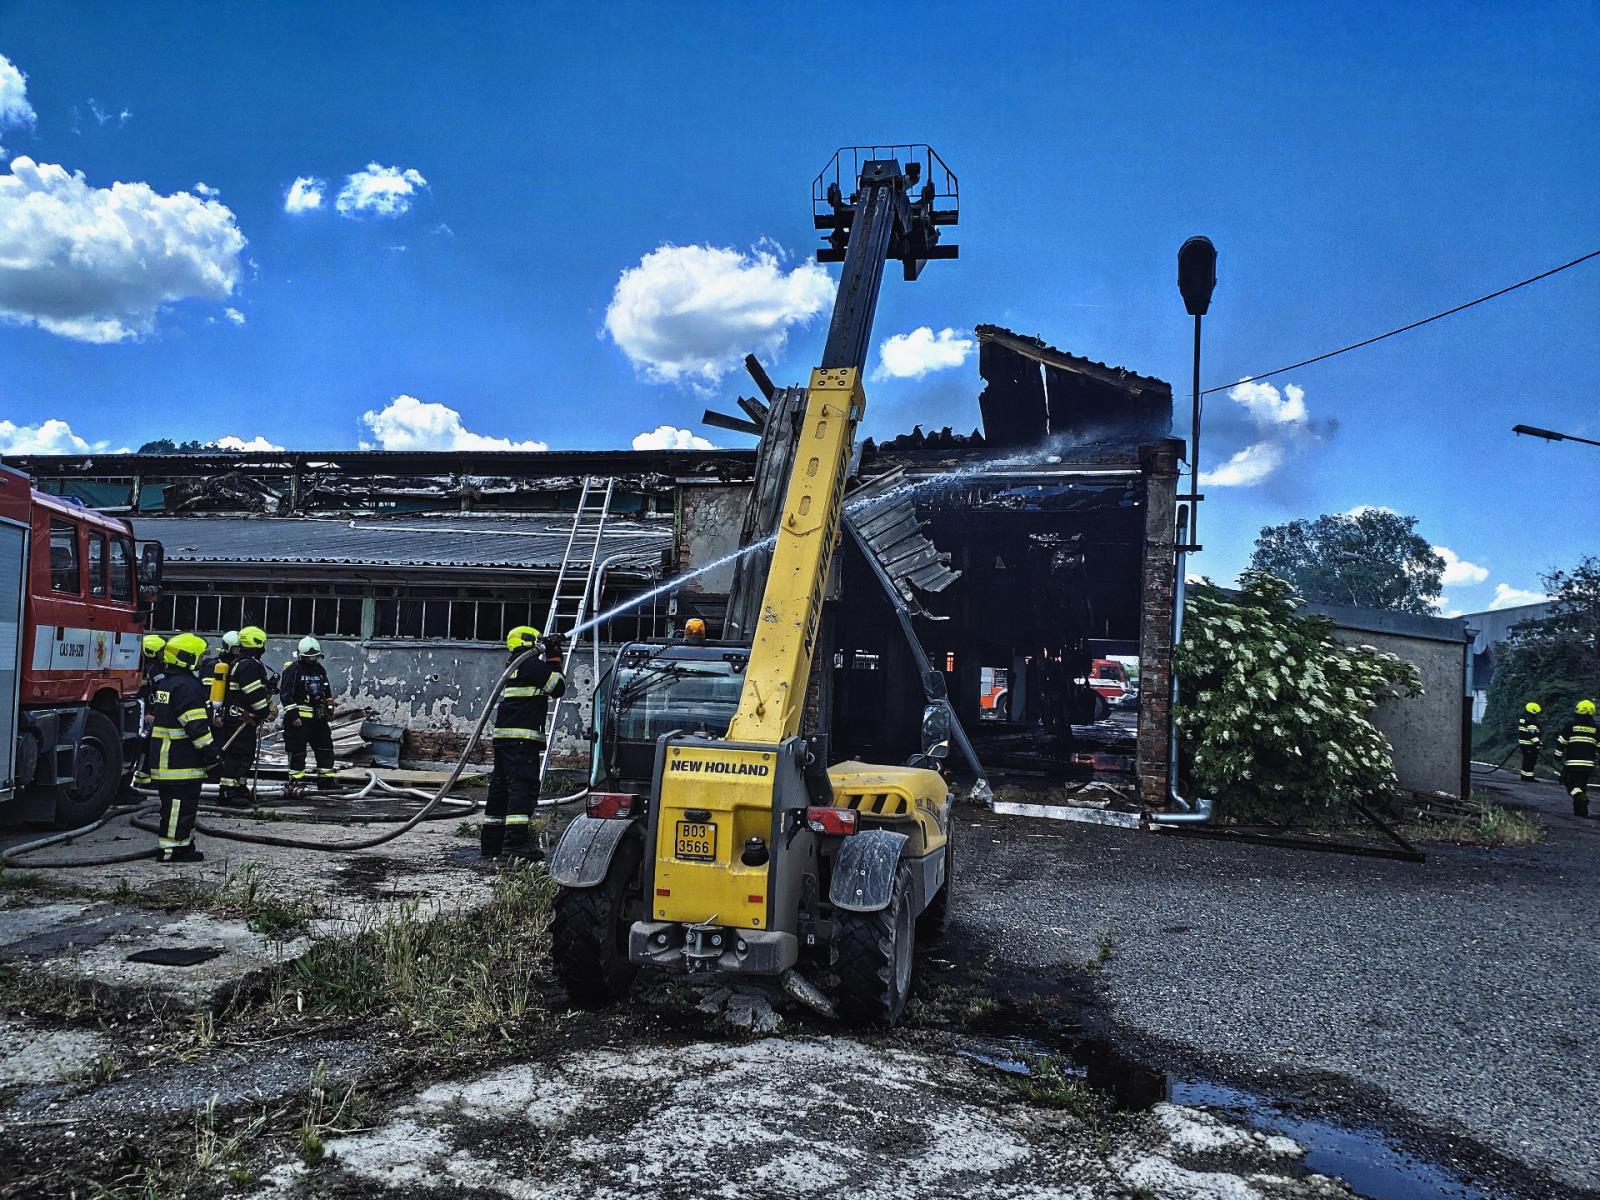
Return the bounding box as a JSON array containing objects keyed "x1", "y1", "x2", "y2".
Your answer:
[{"x1": 0, "y1": 464, "x2": 163, "y2": 827}]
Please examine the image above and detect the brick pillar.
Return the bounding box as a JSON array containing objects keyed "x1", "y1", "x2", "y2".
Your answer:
[{"x1": 1136, "y1": 438, "x2": 1184, "y2": 810}]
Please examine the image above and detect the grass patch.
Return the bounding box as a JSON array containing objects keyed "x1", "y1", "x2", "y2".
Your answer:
[
  {"x1": 1410, "y1": 797, "x2": 1546, "y2": 847},
  {"x1": 108, "y1": 864, "x2": 320, "y2": 940},
  {"x1": 300, "y1": 1059, "x2": 363, "y2": 1167},
  {"x1": 912, "y1": 982, "x2": 1001, "y2": 1025},
  {"x1": 274, "y1": 861, "x2": 553, "y2": 1043},
  {"x1": 1004, "y1": 1052, "x2": 1104, "y2": 1122}
]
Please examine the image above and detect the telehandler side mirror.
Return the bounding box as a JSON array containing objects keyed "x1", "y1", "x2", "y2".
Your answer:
[
  {"x1": 921, "y1": 669, "x2": 948, "y2": 701},
  {"x1": 920, "y1": 703, "x2": 951, "y2": 754}
]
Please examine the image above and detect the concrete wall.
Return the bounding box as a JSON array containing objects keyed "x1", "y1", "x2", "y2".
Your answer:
[
  {"x1": 1326, "y1": 627, "x2": 1467, "y2": 799},
  {"x1": 258, "y1": 637, "x2": 601, "y2": 769}
]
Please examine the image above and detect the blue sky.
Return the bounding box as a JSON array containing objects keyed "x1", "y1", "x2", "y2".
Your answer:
[{"x1": 0, "y1": 1, "x2": 1596, "y2": 615}]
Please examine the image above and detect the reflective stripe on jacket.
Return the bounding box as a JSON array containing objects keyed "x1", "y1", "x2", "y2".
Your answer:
[
  {"x1": 226, "y1": 654, "x2": 274, "y2": 719},
  {"x1": 492, "y1": 654, "x2": 565, "y2": 744},
  {"x1": 1557, "y1": 720, "x2": 1598, "y2": 769},
  {"x1": 148, "y1": 669, "x2": 217, "y2": 782},
  {"x1": 1517, "y1": 717, "x2": 1541, "y2": 748}
]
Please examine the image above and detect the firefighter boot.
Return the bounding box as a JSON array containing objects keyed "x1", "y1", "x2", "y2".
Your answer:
[
  {"x1": 502, "y1": 822, "x2": 544, "y2": 863},
  {"x1": 159, "y1": 843, "x2": 205, "y2": 865},
  {"x1": 1573, "y1": 788, "x2": 1590, "y2": 819},
  {"x1": 480, "y1": 820, "x2": 506, "y2": 859}
]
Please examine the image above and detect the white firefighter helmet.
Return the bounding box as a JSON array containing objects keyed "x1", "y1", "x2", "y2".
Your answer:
[{"x1": 297, "y1": 636, "x2": 323, "y2": 660}]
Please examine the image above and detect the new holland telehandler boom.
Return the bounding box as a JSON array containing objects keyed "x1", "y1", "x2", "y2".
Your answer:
[{"x1": 550, "y1": 147, "x2": 959, "y2": 1023}]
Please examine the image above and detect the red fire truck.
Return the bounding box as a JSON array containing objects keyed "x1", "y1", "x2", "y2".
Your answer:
[{"x1": 0, "y1": 464, "x2": 162, "y2": 827}]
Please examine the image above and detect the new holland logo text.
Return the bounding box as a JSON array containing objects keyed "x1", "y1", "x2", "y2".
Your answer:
[{"x1": 669, "y1": 759, "x2": 770, "y2": 777}]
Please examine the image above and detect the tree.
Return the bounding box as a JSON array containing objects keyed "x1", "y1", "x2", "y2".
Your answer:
[
  {"x1": 135, "y1": 438, "x2": 211, "y2": 454},
  {"x1": 1248, "y1": 509, "x2": 1445, "y2": 615},
  {"x1": 1175, "y1": 571, "x2": 1422, "y2": 821},
  {"x1": 1476, "y1": 555, "x2": 1600, "y2": 766}
]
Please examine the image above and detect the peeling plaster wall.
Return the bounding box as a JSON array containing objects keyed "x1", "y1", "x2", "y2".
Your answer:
[
  {"x1": 678, "y1": 485, "x2": 749, "y2": 595},
  {"x1": 260, "y1": 638, "x2": 601, "y2": 769}
]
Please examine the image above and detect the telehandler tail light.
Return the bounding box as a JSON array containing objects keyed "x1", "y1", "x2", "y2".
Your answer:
[
  {"x1": 805, "y1": 806, "x2": 858, "y2": 836},
  {"x1": 586, "y1": 792, "x2": 637, "y2": 820}
]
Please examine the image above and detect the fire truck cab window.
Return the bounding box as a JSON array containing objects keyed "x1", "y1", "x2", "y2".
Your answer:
[
  {"x1": 88, "y1": 532, "x2": 108, "y2": 598},
  {"x1": 109, "y1": 538, "x2": 134, "y2": 602},
  {"x1": 49, "y1": 520, "x2": 80, "y2": 594}
]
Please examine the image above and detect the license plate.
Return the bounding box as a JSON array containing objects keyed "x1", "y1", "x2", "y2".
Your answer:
[{"x1": 675, "y1": 820, "x2": 717, "y2": 861}]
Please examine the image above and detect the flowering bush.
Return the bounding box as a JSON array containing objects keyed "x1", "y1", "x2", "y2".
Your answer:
[{"x1": 1174, "y1": 571, "x2": 1423, "y2": 821}]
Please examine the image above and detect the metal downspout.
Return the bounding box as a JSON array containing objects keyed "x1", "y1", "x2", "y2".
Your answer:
[{"x1": 1149, "y1": 509, "x2": 1215, "y2": 825}]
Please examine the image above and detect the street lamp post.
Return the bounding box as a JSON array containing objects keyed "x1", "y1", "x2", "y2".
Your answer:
[
  {"x1": 1513, "y1": 423, "x2": 1600, "y2": 449},
  {"x1": 1177, "y1": 236, "x2": 1218, "y2": 551}
]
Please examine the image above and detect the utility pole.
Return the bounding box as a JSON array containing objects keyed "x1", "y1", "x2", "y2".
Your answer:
[{"x1": 1177, "y1": 236, "x2": 1218, "y2": 552}]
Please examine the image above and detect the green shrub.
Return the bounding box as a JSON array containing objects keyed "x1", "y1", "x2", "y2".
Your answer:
[{"x1": 1175, "y1": 571, "x2": 1422, "y2": 821}]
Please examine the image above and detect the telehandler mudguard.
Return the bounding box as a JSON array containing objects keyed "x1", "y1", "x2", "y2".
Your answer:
[
  {"x1": 829, "y1": 828, "x2": 910, "y2": 912},
  {"x1": 549, "y1": 814, "x2": 636, "y2": 888}
]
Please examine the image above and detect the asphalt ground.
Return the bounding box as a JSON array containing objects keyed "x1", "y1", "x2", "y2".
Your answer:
[{"x1": 959, "y1": 775, "x2": 1600, "y2": 1194}]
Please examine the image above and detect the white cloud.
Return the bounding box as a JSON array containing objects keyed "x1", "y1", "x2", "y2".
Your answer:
[
  {"x1": 0, "y1": 417, "x2": 107, "y2": 454},
  {"x1": 1433, "y1": 545, "x2": 1488, "y2": 587},
  {"x1": 224, "y1": 306, "x2": 245, "y2": 325},
  {"x1": 1226, "y1": 379, "x2": 1307, "y2": 425},
  {"x1": 360, "y1": 395, "x2": 547, "y2": 452},
  {"x1": 1343, "y1": 504, "x2": 1397, "y2": 518},
  {"x1": 872, "y1": 326, "x2": 974, "y2": 381},
  {"x1": 0, "y1": 53, "x2": 36, "y2": 160},
  {"x1": 284, "y1": 175, "x2": 324, "y2": 214},
  {"x1": 1200, "y1": 440, "x2": 1284, "y2": 487},
  {"x1": 0, "y1": 157, "x2": 246, "y2": 342},
  {"x1": 193, "y1": 181, "x2": 220, "y2": 198},
  {"x1": 214, "y1": 434, "x2": 282, "y2": 451},
  {"x1": 603, "y1": 242, "x2": 833, "y2": 389},
  {"x1": 336, "y1": 163, "x2": 427, "y2": 218},
  {"x1": 1488, "y1": 583, "x2": 1549, "y2": 611},
  {"x1": 87, "y1": 99, "x2": 130, "y2": 128},
  {"x1": 632, "y1": 425, "x2": 716, "y2": 450},
  {"x1": 1201, "y1": 378, "x2": 1326, "y2": 488}
]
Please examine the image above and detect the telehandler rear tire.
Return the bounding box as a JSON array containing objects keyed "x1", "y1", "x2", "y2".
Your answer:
[
  {"x1": 551, "y1": 833, "x2": 641, "y2": 1006},
  {"x1": 833, "y1": 862, "x2": 916, "y2": 1024}
]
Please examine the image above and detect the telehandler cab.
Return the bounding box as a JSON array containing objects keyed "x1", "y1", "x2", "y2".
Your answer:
[{"x1": 550, "y1": 147, "x2": 960, "y2": 1023}]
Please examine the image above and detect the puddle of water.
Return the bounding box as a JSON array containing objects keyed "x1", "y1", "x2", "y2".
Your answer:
[
  {"x1": 958, "y1": 1032, "x2": 1497, "y2": 1200},
  {"x1": 1172, "y1": 1080, "x2": 1495, "y2": 1200}
]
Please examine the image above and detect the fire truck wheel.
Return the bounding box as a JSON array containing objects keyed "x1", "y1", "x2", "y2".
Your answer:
[{"x1": 52, "y1": 711, "x2": 123, "y2": 828}]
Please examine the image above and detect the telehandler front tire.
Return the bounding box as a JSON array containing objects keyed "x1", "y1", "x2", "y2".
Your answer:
[
  {"x1": 550, "y1": 832, "x2": 642, "y2": 1007},
  {"x1": 833, "y1": 862, "x2": 916, "y2": 1025}
]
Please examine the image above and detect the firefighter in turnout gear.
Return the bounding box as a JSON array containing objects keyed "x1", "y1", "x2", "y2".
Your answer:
[
  {"x1": 1517, "y1": 702, "x2": 1543, "y2": 782},
  {"x1": 482, "y1": 626, "x2": 566, "y2": 860},
  {"x1": 149, "y1": 633, "x2": 218, "y2": 862},
  {"x1": 134, "y1": 634, "x2": 167, "y2": 786},
  {"x1": 280, "y1": 636, "x2": 337, "y2": 790},
  {"x1": 216, "y1": 626, "x2": 275, "y2": 807},
  {"x1": 1557, "y1": 700, "x2": 1598, "y2": 818}
]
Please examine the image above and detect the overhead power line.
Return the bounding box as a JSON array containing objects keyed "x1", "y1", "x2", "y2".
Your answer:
[{"x1": 1200, "y1": 246, "x2": 1600, "y2": 398}]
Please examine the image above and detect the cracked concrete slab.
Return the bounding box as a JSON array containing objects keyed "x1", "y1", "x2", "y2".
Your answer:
[
  {"x1": 258, "y1": 1036, "x2": 1355, "y2": 1200},
  {"x1": 0, "y1": 1017, "x2": 112, "y2": 1087}
]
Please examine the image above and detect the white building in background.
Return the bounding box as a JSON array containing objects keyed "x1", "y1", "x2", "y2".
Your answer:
[{"x1": 1462, "y1": 601, "x2": 1553, "y2": 722}]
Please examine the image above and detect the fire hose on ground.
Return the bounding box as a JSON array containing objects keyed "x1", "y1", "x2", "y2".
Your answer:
[{"x1": 3, "y1": 646, "x2": 590, "y2": 868}]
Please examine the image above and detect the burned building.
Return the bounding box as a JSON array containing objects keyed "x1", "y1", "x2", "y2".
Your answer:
[{"x1": 7, "y1": 326, "x2": 1182, "y2": 803}]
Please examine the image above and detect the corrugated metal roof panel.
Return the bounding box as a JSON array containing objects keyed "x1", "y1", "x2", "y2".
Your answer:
[{"x1": 137, "y1": 515, "x2": 672, "y2": 572}]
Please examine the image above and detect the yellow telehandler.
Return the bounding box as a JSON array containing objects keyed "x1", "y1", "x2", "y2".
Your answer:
[{"x1": 550, "y1": 147, "x2": 960, "y2": 1023}]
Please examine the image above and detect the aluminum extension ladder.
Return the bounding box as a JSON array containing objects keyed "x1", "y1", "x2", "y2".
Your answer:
[{"x1": 537, "y1": 476, "x2": 614, "y2": 784}]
